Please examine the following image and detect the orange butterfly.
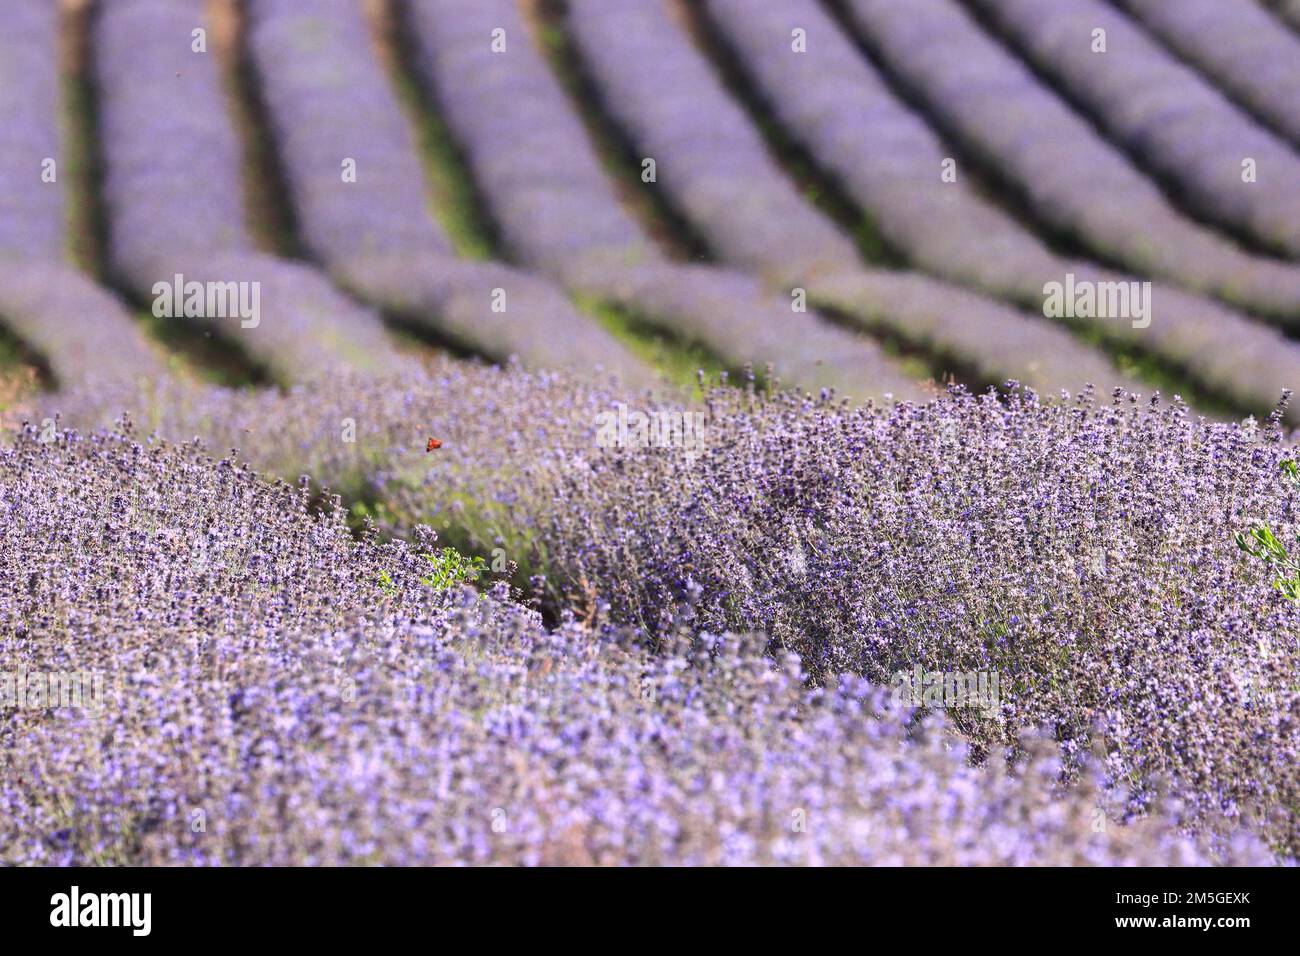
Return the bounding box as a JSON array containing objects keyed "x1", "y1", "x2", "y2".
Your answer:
[{"x1": 426, "y1": 437, "x2": 442, "y2": 452}]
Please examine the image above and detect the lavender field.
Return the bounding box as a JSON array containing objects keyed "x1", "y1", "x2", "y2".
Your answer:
[{"x1": 1, "y1": 0, "x2": 1298, "y2": 869}]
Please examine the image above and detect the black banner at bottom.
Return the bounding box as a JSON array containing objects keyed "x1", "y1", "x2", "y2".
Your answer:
[{"x1": 0, "y1": 865, "x2": 1285, "y2": 943}]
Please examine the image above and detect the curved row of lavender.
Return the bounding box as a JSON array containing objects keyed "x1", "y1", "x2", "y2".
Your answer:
[
  {"x1": 0, "y1": 265, "x2": 162, "y2": 390},
  {"x1": 0, "y1": 0, "x2": 161, "y2": 388},
  {"x1": 1114, "y1": 0, "x2": 1300, "y2": 148},
  {"x1": 702, "y1": 0, "x2": 1300, "y2": 423},
  {"x1": 93, "y1": 0, "x2": 404, "y2": 382},
  {"x1": 398, "y1": 0, "x2": 925, "y2": 403},
  {"x1": 563, "y1": 0, "x2": 1134, "y2": 398},
  {"x1": 969, "y1": 0, "x2": 1300, "y2": 260},
  {"x1": 0, "y1": 408, "x2": 1278, "y2": 866},
  {"x1": 402, "y1": 0, "x2": 654, "y2": 282},
  {"x1": 570, "y1": 265, "x2": 926, "y2": 401},
  {"x1": 704, "y1": 0, "x2": 1062, "y2": 297},
  {"x1": 241, "y1": 0, "x2": 651, "y2": 386},
  {"x1": 840, "y1": 0, "x2": 1300, "y2": 322},
  {"x1": 570, "y1": 0, "x2": 861, "y2": 285}
]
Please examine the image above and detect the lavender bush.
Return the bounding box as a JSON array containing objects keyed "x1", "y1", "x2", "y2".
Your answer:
[
  {"x1": 38, "y1": 357, "x2": 642, "y2": 566},
  {"x1": 29, "y1": 364, "x2": 1300, "y2": 859},
  {"x1": 95, "y1": 0, "x2": 251, "y2": 273},
  {"x1": 0, "y1": 263, "x2": 162, "y2": 389},
  {"x1": 572, "y1": 262, "x2": 928, "y2": 402},
  {"x1": 969, "y1": 0, "x2": 1300, "y2": 258},
  {"x1": 841, "y1": 0, "x2": 1300, "y2": 321},
  {"x1": 331, "y1": 253, "x2": 656, "y2": 387},
  {"x1": 703, "y1": 0, "x2": 1064, "y2": 296},
  {"x1": 0, "y1": 417, "x2": 1278, "y2": 865},
  {"x1": 806, "y1": 268, "x2": 1140, "y2": 399},
  {"x1": 402, "y1": 0, "x2": 656, "y2": 281},
  {"x1": 244, "y1": 0, "x2": 451, "y2": 264},
  {"x1": 566, "y1": 0, "x2": 864, "y2": 283},
  {"x1": 530, "y1": 384, "x2": 1300, "y2": 856}
]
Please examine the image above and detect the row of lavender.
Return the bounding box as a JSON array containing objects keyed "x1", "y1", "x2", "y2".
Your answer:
[
  {"x1": 839, "y1": 0, "x2": 1300, "y2": 322},
  {"x1": 399, "y1": 0, "x2": 925, "y2": 402},
  {"x1": 1115, "y1": 0, "x2": 1300, "y2": 147},
  {"x1": 570, "y1": 0, "x2": 861, "y2": 283},
  {"x1": 700, "y1": 0, "x2": 1300, "y2": 421},
  {"x1": 969, "y1": 0, "x2": 1300, "y2": 259},
  {"x1": 0, "y1": 0, "x2": 161, "y2": 388},
  {"x1": 93, "y1": 0, "x2": 403, "y2": 382},
  {"x1": 0, "y1": 265, "x2": 162, "y2": 389},
  {"x1": 242, "y1": 0, "x2": 652, "y2": 386},
  {"x1": 23, "y1": 363, "x2": 1298, "y2": 861},
  {"x1": 402, "y1": 0, "x2": 654, "y2": 282},
  {"x1": 0, "y1": 2, "x2": 62, "y2": 261},
  {"x1": 703, "y1": 0, "x2": 1064, "y2": 300},
  {"x1": 564, "y1": 0, "x2": 1135, "y2": 397}
]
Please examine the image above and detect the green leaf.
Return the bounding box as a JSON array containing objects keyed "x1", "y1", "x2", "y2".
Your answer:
[
  {"x1": 1251, "y1": 526, "x2": 1286, "y2": 560},
  {"x1": 1276, "y1": 577, "x2": 1300, "y2": 602}
]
